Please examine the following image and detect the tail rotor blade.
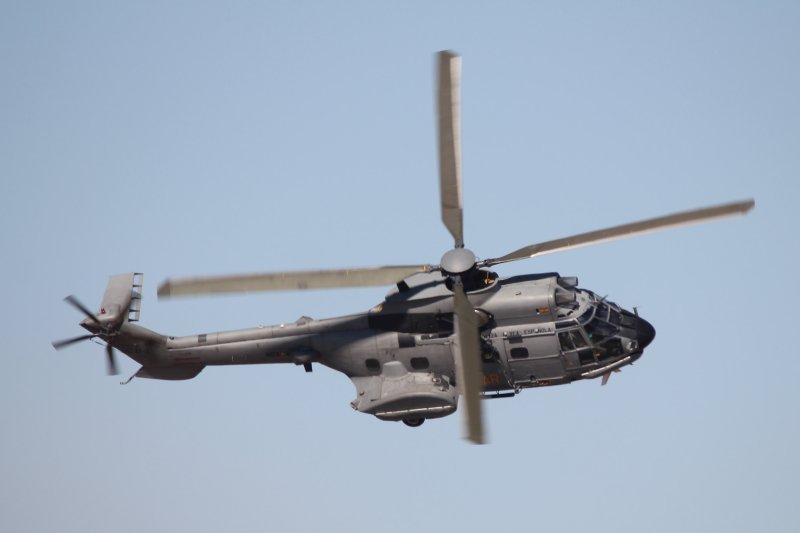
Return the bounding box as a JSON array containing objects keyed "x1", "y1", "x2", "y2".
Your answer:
[
  {"x1": 452, "y1": 282, "x2": 485, "y2": 444},
  {"x1": 52, "y1": 334, "x2": 96, "y2": 350},
  {"x1": 437, "y1": 50, "x2": 464, "y2": 248},
  {"x1": 64, "y1": 295, "x2": 101, "y2": 324},
  {"x1": 106, "y1": 343, "x2": 118, "y2": 376}
]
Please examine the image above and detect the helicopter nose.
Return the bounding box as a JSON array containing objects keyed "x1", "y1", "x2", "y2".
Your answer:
[{"x1": 636, "y1": 317, "x2": 656, "y2": 350}]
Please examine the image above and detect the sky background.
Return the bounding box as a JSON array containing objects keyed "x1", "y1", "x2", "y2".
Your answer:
[{"x1": 1, "y1": 1, "x2": 798, "y2": 532}]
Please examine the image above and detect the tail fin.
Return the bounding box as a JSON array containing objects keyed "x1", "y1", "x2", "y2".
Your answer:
[
  {"x1": 54, "y1": 273, "x2": 146, "y2": 376},
  {"x1": 98, "y1": 273, "x2": 144, "y2": 326}
]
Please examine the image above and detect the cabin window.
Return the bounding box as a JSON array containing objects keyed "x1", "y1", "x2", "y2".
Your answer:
[
  {"x1": 510, "y1": 347, "x2": 529, "y2": 359},
  {"x1": 410, "y1": 357, "x2": 429, "y2": 370},
  {"x1": 198, "y1": 334, "x2": 207, "y2": 343},
  {"x1": 365, "y1": 358, "x2": 380, "y2": 371}
]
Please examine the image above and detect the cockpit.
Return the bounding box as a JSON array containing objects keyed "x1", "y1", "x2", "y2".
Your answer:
[{"x1": 556, "y1": 291, "x2": 640, "y2": 367}]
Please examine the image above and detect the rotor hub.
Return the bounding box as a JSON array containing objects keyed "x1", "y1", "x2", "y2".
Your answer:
[{"x1": 440, "y1": 247, "x2": 476, "y2": 275}]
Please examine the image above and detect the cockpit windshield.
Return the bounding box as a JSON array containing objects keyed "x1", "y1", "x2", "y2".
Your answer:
[
  {"x1": 557, "y1": 291, "x2": 624, "y2": 363},
  {"x1": 585, "y1": 299, "x2": 622, "y2": 342},
  {"x1": 584, "y1": 319, "x2": 616, "y2": 343}
]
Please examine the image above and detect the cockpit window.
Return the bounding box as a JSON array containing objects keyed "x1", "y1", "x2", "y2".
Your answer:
[
  {"x1": 598, "y1": 338, "x2": 624, "y2": 359},
  {"x1": 559, "y1": 329, "x2": 589, "y2": 352},
  {"x1": 558, "y1": 332, "x2": 574, "y2": 351},
  {"x1": 570, "y1": 330, "x2": 588, "y2": 348},
  {"x1": 584, "y1": 320, "x2": 616, "y2": 343},
  {"x1": 580, "y1": 297, "x2": 622, "y2": 345},
  {"x1": 577, "y1": 307, "x2": 594, "y2": 325}
]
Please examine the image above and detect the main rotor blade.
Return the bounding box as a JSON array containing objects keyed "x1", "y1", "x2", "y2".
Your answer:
[
  {"x1": 52, "y1": 334, "x2": 96, "y2": 350},
  {"x1": 158, "y1": 265, "x2": 434, "y2": 298},
  {"x1": 64, "y1": 295, "x2": 101, "y2": 324},
  {"x1": 453, "y1": 282, "x2": 485, "y2": 444},
  {"x1": 437, "y1": 50, "x2": 464, "y2": 248},
  {"x1": 106, "y1": 343, "x2": 118, "y2": 376},
  {"x1": 482, "y1": 199, "x2": 755, "y2": 267}
]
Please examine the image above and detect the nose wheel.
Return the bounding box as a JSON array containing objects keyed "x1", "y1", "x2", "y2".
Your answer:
[{"x1": 402, "y1": 418, "x2": 425, "y2": 428}]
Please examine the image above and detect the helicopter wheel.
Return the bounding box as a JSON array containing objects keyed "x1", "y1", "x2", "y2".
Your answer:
[{"x1": 402, "y1": 418, "x2": 425, "y2": 428}]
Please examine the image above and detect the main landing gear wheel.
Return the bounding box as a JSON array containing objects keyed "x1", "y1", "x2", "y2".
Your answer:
[{"x1": 402, "y1": 418, "x2": 425, "y2": 428}]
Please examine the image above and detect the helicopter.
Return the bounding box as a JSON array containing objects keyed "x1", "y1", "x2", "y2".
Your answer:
[{"x1": 53, "y1": 51, "x2": 754, "y2": 444}]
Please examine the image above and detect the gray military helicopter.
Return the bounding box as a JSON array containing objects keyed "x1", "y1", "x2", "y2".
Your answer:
[{"x1": 53, "y1": 51, "x2": 753, "y2": 444}]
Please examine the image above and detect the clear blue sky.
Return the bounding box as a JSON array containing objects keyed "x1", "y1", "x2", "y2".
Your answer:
[{"x1": 1, "y1": 2, "x2": 798, "y2": 532}]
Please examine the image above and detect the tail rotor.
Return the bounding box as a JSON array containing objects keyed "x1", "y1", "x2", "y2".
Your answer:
[
  {"x1": 51, "y1": 333, "x2": 97, "y2": 350},
  {"x1": 52, "y1": 294, "x2": 120, "y2": 376}
]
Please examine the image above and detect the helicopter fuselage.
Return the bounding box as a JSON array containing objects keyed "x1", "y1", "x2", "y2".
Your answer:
[{"x1": 101, "y1": 271, "x2": 655, "y2": 426}]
